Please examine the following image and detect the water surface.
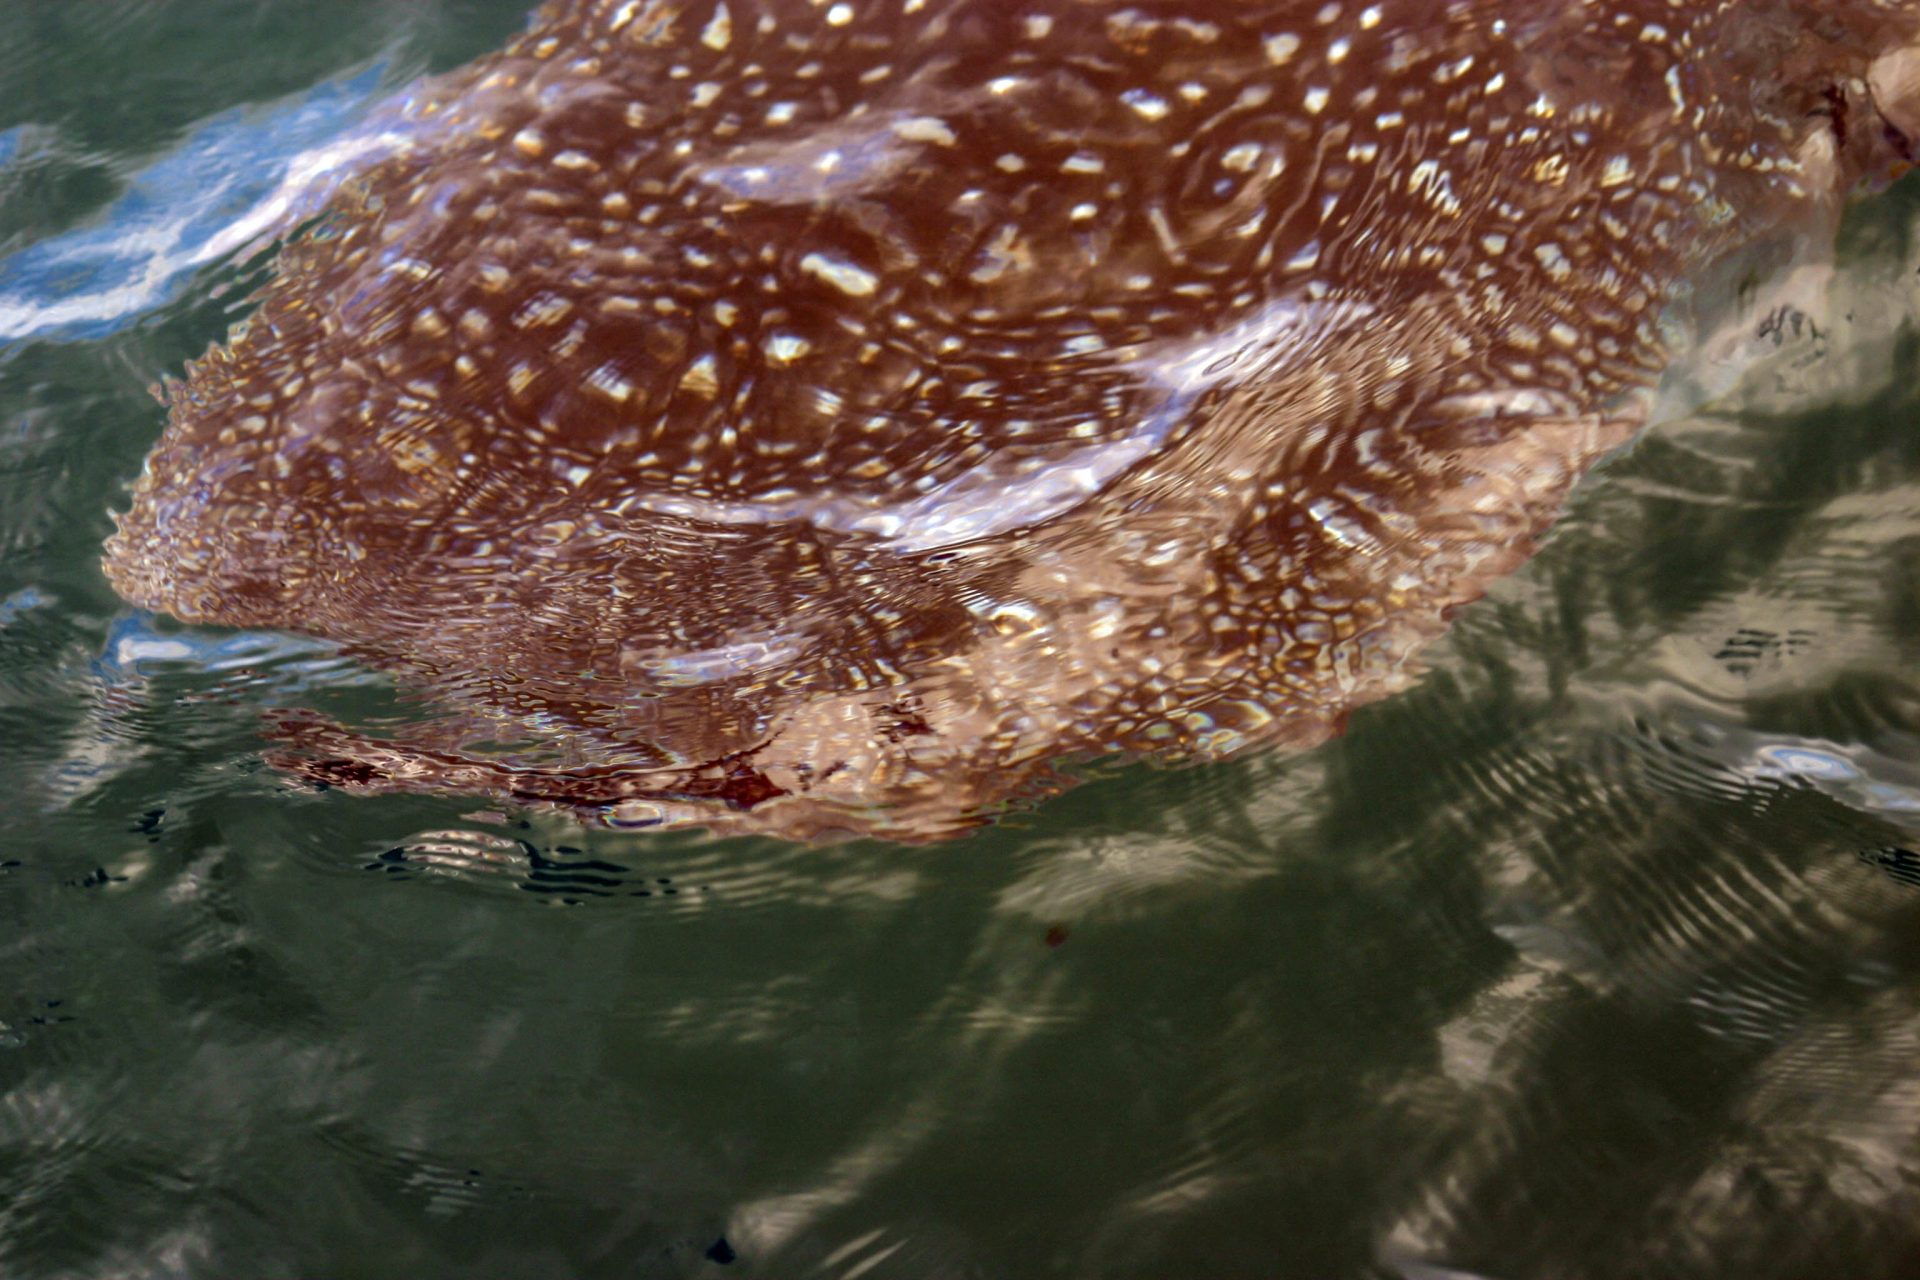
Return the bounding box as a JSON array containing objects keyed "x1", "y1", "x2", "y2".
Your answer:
[{"x1": 5, "y1": 4, "x2": 1920, "y2": 1277}]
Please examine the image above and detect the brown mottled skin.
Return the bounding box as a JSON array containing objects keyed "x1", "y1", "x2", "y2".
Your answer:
[{"x1": 103, "y1": 0, "x2": 1920, "y2": 839}]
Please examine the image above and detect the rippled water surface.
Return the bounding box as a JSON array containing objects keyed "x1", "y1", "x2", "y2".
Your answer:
[{"x1": 6, "y1": 4, "x2": 1920, "y2": 1277}]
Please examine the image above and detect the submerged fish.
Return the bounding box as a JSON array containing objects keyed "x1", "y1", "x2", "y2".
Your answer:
[{"x1": 102, "y1": 0, "x2": 1920, "y2": 839}]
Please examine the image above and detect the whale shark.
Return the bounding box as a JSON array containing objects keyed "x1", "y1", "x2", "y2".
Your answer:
[{"x1": 98, "y1": 0, "x2": 1920, "y2": 839}]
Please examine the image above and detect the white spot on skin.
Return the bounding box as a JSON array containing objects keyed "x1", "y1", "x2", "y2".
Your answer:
[
  {"x1": 1121, "y1": 89, "x2": 1170, "y2": 120},
  {"x1": 799, "y1": 252, "x2": 879, "y2": 296},
  {"x1": 1222, "y1": 143, "x2": 1262, "y2": 172},
  {"x1": 1407, "y1": 160, "x2": 1462, "y2": 215},
  {"x1": 893, "y1": 116, "x2": 957, "y2": 146},
  {"x1": 764, "y1": 333, "x2": 811, "y2": 363},
  {"x1": 826, "y1": 3, "x2": 854, "y2": 26},
  {"x1": 1304, "y1": 87, "x2": 1330, "y2": 115},
  {"x1": 679, "y1": 354, "x2": 719, "y2": 397},
  {"x1": 513, "y1": 294, "x2": 574, "y2": 328},
  {"x1": 588, "y1": 365, "x2": 635, "y2": 403},
  {"x1": 1666, "y1": 66, "x2": 1687, "y2": 112},
  {"x1": 700, "y1": 2, "x2": 732, "y2": 50},
  {"x1": 1264, "y1": 33, "x2": 1301, "y2": 65}
]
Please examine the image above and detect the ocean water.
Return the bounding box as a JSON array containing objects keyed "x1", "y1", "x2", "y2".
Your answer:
[{"x1": 4, "y1": 4, "x2": 1920, "y2": 1277}]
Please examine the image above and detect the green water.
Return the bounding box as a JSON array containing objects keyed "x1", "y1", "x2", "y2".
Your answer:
[{"x1": 6, "y1": 5, "x2": 1920, "y2": 1277}]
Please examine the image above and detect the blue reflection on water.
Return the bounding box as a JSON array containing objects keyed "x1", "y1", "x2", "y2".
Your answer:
[
  {"x1": 0, "y1": 64, "x2": 395, "y2": 344},
  {"x1": 0, "y1": 584, "x2": 48, "y2": 625},
  {"x1": 1745, "y1": 738, "x2": 1920, "y2": 825},
  {"x1": 1752, "y1": 743, "x2": 1861, "y2": 781},
  {"x1": 93, "y1": 611, "x2": 346, "y2": 683}
]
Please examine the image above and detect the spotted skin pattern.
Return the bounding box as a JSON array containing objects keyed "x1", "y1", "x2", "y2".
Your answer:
[{"x1": 103, "y1": 0, "x2": 1920, "y2": 838}]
